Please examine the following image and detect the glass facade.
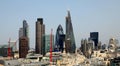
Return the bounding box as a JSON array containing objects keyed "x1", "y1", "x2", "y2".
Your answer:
[
  {"x1": 23, "y1": 20, "x2": 29, "y2": 38},
  {"x1": 90, "y1": 32, "x2": 99, "y2": 49},
  {"x1": 45, "y1": 35, "x2": 54, "y2": 54},
  {"x1": 65, "y1": 11, "x2": 76, "y2": 53},
  {"x1": 55, "y1": 25, "x2": 65, "y2": 52}
]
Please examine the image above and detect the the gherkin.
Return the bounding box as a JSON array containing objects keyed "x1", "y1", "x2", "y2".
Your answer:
[
  {"x1": 55, "y1": 25, "x2": 65, "y2": 52},
  {"x1": 65, "y1": 11, "x2": 76, "y2": 53}
]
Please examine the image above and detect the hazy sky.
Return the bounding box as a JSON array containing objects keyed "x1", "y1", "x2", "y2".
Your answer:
[{"x1": 0, "y1": 0, "x2": 120, "y2": 48}]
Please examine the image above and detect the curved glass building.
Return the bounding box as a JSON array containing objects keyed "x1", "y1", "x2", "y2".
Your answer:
[{"x1": 55, "y1": 25, "x2": 65, "y2": 52}]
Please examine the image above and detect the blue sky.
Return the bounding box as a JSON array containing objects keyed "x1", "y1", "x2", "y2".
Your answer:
[{"x1": 0, "y1": 0, "x2": 120, "y2": 48}]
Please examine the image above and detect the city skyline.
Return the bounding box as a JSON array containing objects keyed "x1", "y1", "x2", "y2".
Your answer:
[{"x1": 0, "y1": 0, "x2": 120, "y2": 48}]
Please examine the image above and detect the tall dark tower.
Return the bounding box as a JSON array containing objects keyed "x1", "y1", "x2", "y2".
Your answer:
[
  {"x1": 19, "y1": 20, "x2": 29, "y2": 58},
  {"x1": 90, "y1": 32, "x2": 99, "y2": 49},
  {"x1": 19, "y1": 37, "x2": 29, "y2": 58},
  {"x1": 65, "y1": 11, "x2": 76, "y2": 53},
  {"x1": 35, "y1": 18, "x2": 45, "y2": 55},
  {"x1": 55, "y1": 25, "x2": 65, "y2": 52},
  {"x1": 19, "y1": 20, "x2": 29, "y2": 38},
  {"x1": 23, "y1": 20, "x2": 29, "y2": 49},
  {"x1": 23, "y1": 20, "x2": 29, "y2": 37}
]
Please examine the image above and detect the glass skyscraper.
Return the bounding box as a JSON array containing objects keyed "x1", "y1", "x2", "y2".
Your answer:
[
  {"x1": 45, "y1": 35, "x2": 54, "y2": 54},
  {"x1": 23, "y1": 20, "x2": 29, "y2": 38},
  {"x1": 19, "y1": 28, "x2": 23, "y2": 38},
  {"x1": 65, "y1": 11, "x2": 76, "y2": 53},
  {"x1": 23, "y1": 20, "x2": 29, "y2": 49},
  {"x1": 19, "y1": 20, "x2": 29, "y2": 38},
  {"x1": 19, "y1": 20, "x2": 29, "y2": 58},
  {"x1": 90, "y1": 32, "x2": 99, "y2": 49},
  {"x1": 55, "y1": 25, "x2": 65, "y2": 52}
]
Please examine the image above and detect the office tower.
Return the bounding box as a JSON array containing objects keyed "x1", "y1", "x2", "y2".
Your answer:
[
  {"x1": 0, "y1": 45, "x2": 9, "y2": 57},
  {"x1": 81, "y1": 39, "x2": 93, "y2": 58},
  {"x1": 23, "y1": 20, "x2": 29, "y2": 37},
  {"x1": 19, "y1": 20, "x2": 29, "y2": 42},
  {"x1": 88, "y1": 38, "x2": 94, "y2": 50},
  {"x1": 65, "y1": 38, "x2": 71, "y2": 53},
  {"x1": 19, "y1": 20, "x2": 29, "y2": 58},
  {"x1": 19, "y1": 28, "x2": 23, "y2": 38},
  {"x1": 87, "y1": 39, "x2": 94, "y2": 58},
  {"x1": 65, "y1": 11, "x2": 76, "y2": 53},
  {"x1": 90, "y1": 32, "x2": 99, "y2": 49},
  {"x1": 81, "y1": 39, "x2": 87, "y2": 54},
  {"x1": 45, "y1": 35, "x2": 54, "y2": 54},
  {"x1": 23, "y1": 20, "x2": 29, "y2": 49},
  {"x1": 55, "y1": 25, "x2": 65, "y2": 52},
  {"x1": 19, "y1": 20, "x2": 29, "y2": 38},
  {"x1": 35, "y1": 18, "x2": 45, "y2": 55},
  {"x1": 19, "y1": 37, "x2": 28, "y2": 58}
]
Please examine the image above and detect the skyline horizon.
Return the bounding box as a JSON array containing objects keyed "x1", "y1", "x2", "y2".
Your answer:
[{"x1": 1, "y1": 15, "x2": 119, "y2": 48}]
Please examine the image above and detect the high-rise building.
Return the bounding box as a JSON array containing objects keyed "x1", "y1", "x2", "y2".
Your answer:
[
  {"x1": 35, "y1": 18, "x2": 45, "y2": 55},
  {"x1": 19, "y1": 20, "x2": 29, "y2": 58},
  {"x1": 65, "y1": 38, "x2": 71, "y2": 53},
  {"x1": 19, "y1": 20, "x2": 29, "y2": 38},
  {"x1": 23, "y1": 20, "x2": 29, "y2": 49},
  {"x1": 19, "y1": 37, "x2": 29, "y2": 58},
  {"x1": 23, "y1": 20, "x2": 29, "y2": 37},
  {"x1": 65, "y1": 11, "x2": 76, "y2": 53},
  {"x1": 90, "y1": 32, "x2": 99, "y2": 49},
  {"x1": 19, "y1": 28, "x2": 23, "y2": 38},
  {"x1": 55, "y1": 25, "x2": 65, "y2": 52},
  {"x1": 45, "y1": 35, "x2": 54, "y2": 54},
  {"x1": 81, "y1": 39, "x2": 94, "y2": 58}
]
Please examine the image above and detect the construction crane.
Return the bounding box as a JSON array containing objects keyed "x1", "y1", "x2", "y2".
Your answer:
[
  {"x1": 14, "y1": 40, "x2": 18, "y2": 52},
  {"x1": 7, "y1": 38, "x2": 18, "y2": 57},
  {"x1": 7, "y1": 38, "x2": 11, "y2": 57},
  {"x1": 50, "y1": 29, "x2": 53, "y2": 65}
]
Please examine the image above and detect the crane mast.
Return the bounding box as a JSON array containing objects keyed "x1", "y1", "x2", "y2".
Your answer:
[
  {"x1": 50, "y1": 29, "x2": 53, "y2": 65},
  {"x1": 8, "y1": 38, "x2": 11, "y2": 57}
]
